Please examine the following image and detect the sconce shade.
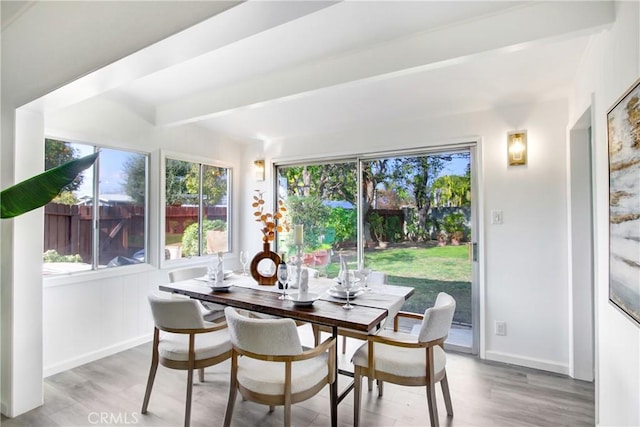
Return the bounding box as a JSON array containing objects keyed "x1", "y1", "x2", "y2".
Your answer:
[
  {"x1": 507, "y1": 130, "x2": 527, "y2": 166},
  {"x1": 254, "y1": 160, "x2": 265, "y2": 181}
]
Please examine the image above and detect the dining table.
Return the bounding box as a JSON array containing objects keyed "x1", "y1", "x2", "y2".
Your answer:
[{"x1": 159, "y1": 272, "x2": 414, "y2": 427}]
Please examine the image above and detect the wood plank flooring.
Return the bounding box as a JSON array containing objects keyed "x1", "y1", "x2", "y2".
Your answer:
[{"x1": 1, "y1": 325, "x2": 594, "y2": 426}]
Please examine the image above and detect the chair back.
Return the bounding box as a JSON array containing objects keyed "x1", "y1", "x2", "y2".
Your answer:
[
  {"x1": 168, "y1": 266, "x2": 208, "y2": 283},
  {"x1": 148, "y1": 293, "x2": 205, "y2": 330},
  {"x1": 417, "y1": 292, "x2": 456, "y2": 343},
  {"x1": 224, "y1": 307, "x2": 302, "y2": 356},
  {"x1": 368, "y1": 271, "x2": 387, "y2": 285}
]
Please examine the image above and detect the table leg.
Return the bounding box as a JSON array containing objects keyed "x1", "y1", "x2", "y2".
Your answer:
[{"x1": 330, "y1": 325, "x2": 338, "y2": 427}]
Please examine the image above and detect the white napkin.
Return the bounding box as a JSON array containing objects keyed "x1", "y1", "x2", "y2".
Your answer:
[
  {"x1": 214, "y1": 252, "x2": 224, "y2": 284},
  {"x1": 300, "y1": 269, "x2": 309, "y2": 294}
]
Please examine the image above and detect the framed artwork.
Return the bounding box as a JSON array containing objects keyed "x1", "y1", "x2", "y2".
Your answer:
[{"x1": 607, "y1": 77, "x2": 640, "y2": 325}]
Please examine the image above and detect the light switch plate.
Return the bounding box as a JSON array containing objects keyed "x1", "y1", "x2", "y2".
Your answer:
[{"x1": 491, "y1": 210, "x2": 503, "y2": 225}]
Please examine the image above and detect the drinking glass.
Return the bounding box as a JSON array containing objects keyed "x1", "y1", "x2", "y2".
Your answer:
[
  {"x1": 359, "y1": 267, "x2": 372, "y2": 291},
  {"x1": 342, "y1": 271, "x2": 354, "y2": 310},
  {"x1": 277, "y1": 263, "x2": 291, "y2": 300},
  {"x1": 240, "y1": 251, "x2": 249, "y2": 276}
]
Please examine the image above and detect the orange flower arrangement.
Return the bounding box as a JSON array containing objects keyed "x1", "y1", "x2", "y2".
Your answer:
[{"x1": 252, "y1": 190, "x2": 290, "y2": 243}]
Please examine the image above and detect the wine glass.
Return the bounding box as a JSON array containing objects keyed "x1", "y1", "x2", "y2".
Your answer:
[
  {"x1": 240, "y1": 251, "x2": 249, "y2": 276},
  {"x1": 277, "y1": 262, "x2": 291, "y2": 300},
  {"x1": 342, "y1": 271, "x2": 354, "y2": 310},
  {"x1": 359, "y1": 267, "x2": 372, "y2": 291}
]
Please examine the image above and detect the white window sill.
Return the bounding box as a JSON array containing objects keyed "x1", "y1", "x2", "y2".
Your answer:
[{"x1": 43, "y1": 263, "x2": 155, "y2": 288}]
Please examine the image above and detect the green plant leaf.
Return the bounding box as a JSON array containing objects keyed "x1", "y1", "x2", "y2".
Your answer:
[{"x1": 0, "y1": 152, "x2": 98, "y2": 219}]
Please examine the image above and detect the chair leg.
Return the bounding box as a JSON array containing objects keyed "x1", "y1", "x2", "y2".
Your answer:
[
  {"x1": 378, "y1": 380, "x2": 383, "y2": 397},
  {"x1": 284, "y1": 404, "x2": 291, "y2": 427},
  {"x1": 141, "y1": 329, "x2": 159, "y2": 414},
  {"x1": 185, "y1": 367, "x2": 194, "y2": 427},
  {"x1": 441, "y1": 373, "x2": 454, "y2": 417},
  {"x1": 367, "y1": 377, "x2": 373, "y2": 392},
  {"x1": 198, "y1": 368, "x2": 205, "y2": 382},
  {"x1": 223, "y1": 355, "x2": 239, "y2": 427},
  {"x1": 426, "y1": 381, "x2": 439, "y2": 427},
  {"x1": 342, "y1": 335, "x2": 347, "y2": 354},
  {"x1": 141, "y1": 356, "x2": 158, "y2": 414},
  {"x1": 268, "y1": 405, "x2": 275, "y2": 413},
  {"x1": 354, "y1": 368, "x2": 362, "y2": 427}
]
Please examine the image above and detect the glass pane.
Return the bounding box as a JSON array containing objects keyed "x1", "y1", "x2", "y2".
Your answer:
[
  {"x1": 98, "y1": 148, "x2": 147, "y2": 268},
  {"x1": 361, "y1": 152, "x2": 472, "y2": 345},
  {"x1": 43, "y1": 139, "x2": 94, "y2": 275},
  {"x1": 202, "y1": 164, "x2": 229, "y2": 254},
  {"x1": 165, "y1": 158, "x2": 200, "y2": 259},
  {"x1": 276, "y1": 163, "x2": 357, "y2": 278}
]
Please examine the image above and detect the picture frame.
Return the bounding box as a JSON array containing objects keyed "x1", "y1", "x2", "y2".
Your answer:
[{"x1": 607, "y1": 77, "x2": 640, "y2": 325}]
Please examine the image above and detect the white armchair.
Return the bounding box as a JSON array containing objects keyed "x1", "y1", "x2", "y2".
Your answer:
[
  {"x1": 223, "y1": 307, "x2": 336, "y2": 427},
  {"x1": 141, "y1": 293, "x2": 231, "y2": 427},
  {"x1": 352, "y1": 292, "x2": 456, "y2": 427}
]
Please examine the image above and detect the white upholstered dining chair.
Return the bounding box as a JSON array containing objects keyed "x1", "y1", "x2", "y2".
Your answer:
[
  {"x1": 168, "y1": 266, "x2": 226, "y2": 322},
  {"x1": 352, "y1": 292, "x2": 456, "y2": 427},
  {"x1": 223, "y1": 307, "x2": 336, "y2": 427},
  {"x1": 141, "y1": 293, "x2": 231, "y2": 427}
]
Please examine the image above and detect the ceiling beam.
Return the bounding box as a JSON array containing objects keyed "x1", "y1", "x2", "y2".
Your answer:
[
  {"x1": 24, "y1": 1, "x2": 339, "y2": 114},
  {"x1": 156, "y1": 1, "x2": 614, "y2": 127}
]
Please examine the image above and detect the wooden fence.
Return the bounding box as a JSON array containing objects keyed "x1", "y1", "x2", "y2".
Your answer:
[{"x1": 44, "y1": 203, "x2": 227, "y2": 264}]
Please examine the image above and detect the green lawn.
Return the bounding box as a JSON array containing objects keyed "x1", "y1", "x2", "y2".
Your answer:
[{"x1": 330, "y1": 244, "x2": 472, "y2": 325}]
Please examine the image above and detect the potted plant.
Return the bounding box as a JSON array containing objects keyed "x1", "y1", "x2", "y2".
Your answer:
[{"x1": 1, "y1": 153, "x2": 98, "y2": 218}]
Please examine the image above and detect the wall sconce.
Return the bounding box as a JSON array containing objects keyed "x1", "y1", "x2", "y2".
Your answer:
[
  {"x1": 507, "y1": 130, "x2": 527, "y2": 166},
  {"x1": 254, "y1": 160, "x2": 265, "y2": 181}
]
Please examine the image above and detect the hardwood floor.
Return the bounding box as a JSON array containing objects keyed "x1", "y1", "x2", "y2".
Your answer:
[{"x1": 2, "y1": 325, "x2": 594, "y2": 426}]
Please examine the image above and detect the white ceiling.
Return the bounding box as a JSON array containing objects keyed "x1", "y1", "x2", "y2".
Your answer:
[{"x1": 68, "y1": 1, "x2": 613, "y2": 143}]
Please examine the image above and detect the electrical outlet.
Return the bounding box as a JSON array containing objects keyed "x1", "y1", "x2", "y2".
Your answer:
[
  {"x1": 495, "y1": 321, "x2": 507, "y2": 336},
  {"x1": 491, "y1": 210, "x2": 503, "y2": 225}
]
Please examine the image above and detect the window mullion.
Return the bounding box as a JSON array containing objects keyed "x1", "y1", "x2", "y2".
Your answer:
[
  {"x1": 92, "y1": 147, "x2": 100, "y2": 270},
  {"x1": 198, "y1": 163, "x2": 204, "y2": 256}
]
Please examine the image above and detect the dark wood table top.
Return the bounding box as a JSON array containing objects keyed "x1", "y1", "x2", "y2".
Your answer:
[{"x1": 160, "y1": 279, "x2": 414, "y2": 333}]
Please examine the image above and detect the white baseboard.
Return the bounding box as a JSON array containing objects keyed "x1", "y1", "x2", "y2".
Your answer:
[
  {"x1": 485, "y1": 350, "x2": 569, "y2": 375},
  {"x1": 43, "y1": 334, "x2": 152, "y2": 378}
]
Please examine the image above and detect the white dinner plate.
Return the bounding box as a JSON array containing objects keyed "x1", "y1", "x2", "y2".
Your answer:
[
  {"x1": 289, "y1": 292, "x2": 320, "y2": 306},
  {"x1": 209, "y1": 282, "x2": 233, "y2": 291},
  {"x1": 328, "y1": 285, "x2": 363, "y2": 298}
]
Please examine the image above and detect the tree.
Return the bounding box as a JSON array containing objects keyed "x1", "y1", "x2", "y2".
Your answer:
[
  {"x1": 158, "y1": 159, "x2": 228, "y2": 206},
  {"x1": 45, "y1": 139, "x2": 84, "y2": 204},
  {"x1": 280, "y1": 163, "x2": 356, "y2": 202},
  {"x1": 123, "y1": 155, "x2": 146, "y2": 205},
  {"x1": 186, "y1": 164, "x2": 227, "y2": 206},
  {"x1": 431, "y1": 174, "x2": 471, "y2": 207},
  {"x1": 165, "y1": 159, "x2": 192, "y2": 205}
]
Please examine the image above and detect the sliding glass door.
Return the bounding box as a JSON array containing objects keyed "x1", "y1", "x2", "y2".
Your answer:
[{"x1": 276, "y1": 146, "x2": 477, "y2": 352}]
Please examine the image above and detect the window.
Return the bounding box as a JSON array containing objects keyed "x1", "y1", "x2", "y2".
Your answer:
[
  {"x1": 164, "y1": 157, "x2": 230, "y2": 260},
  {"x1": 43, "y1": 139, "x2": 148, "y2": 275}
]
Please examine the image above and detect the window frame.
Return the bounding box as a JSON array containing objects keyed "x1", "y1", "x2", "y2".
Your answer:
[
  {"x1": 160, "y1": 150, "x2": 233, "y2": 268},
  {"x1": 42, "y1": 137, "x2": 150, "y2": 276}
]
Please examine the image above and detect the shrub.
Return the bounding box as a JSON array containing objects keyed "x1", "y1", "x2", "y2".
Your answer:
[
  {"x1": 326, "y1": 207, "x2": 356, "y2": 245},
  {"x1": 182, "y1": 219, "x2": 227, "y2": 257},
  {"x1": 442, "y1": 212, "x2": 467, "y2": 242},
  {"x1": 368, "y1": 212, "x2": 384, "y2": 241},
  {"x1": 43, "y1": 249, "x2": 82, "y2": 263},
  {"x1": 385, "y1": 215, "x2": 404, "y2": 242}
]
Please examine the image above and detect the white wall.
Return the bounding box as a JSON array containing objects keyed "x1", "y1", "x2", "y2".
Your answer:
[
  {"x1": 569, "y1": 2, "x2": 640, "y2": 425},
  {"x1": 251, "y1": 98, "x2": 571, "y2": 374}
]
